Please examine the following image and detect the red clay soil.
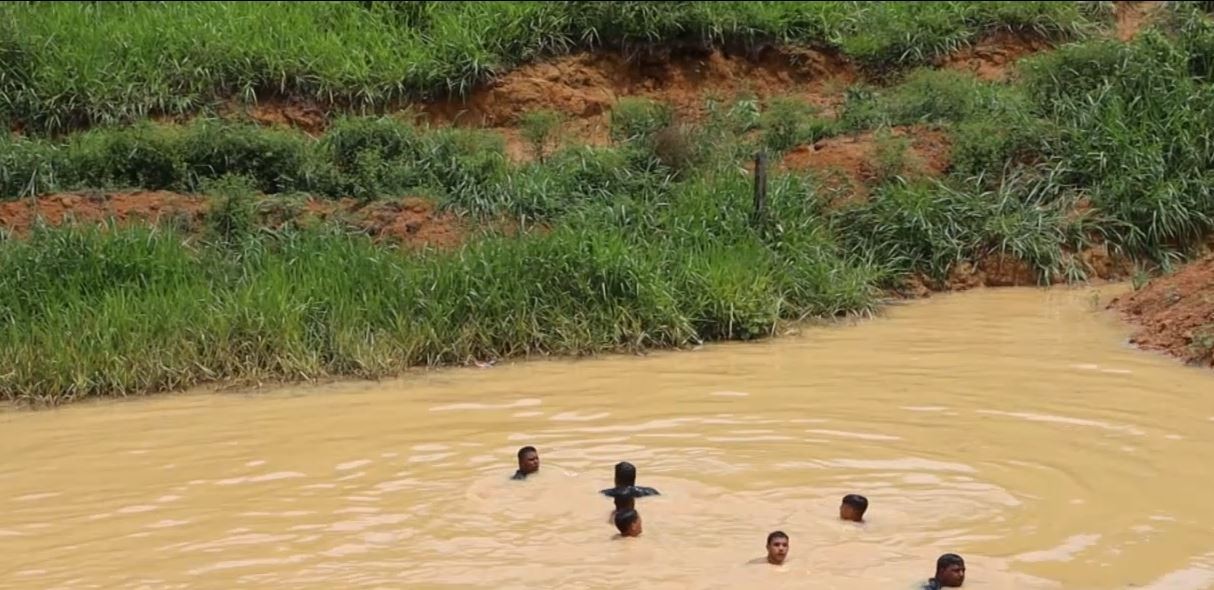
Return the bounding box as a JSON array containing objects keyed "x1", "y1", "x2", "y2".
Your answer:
[
  {"x1": 0, "y1": 192, "x2": 467, "y2": 249},
  {"x1": 779, "y1": 125, "x2": 952, "y2": 203},
  {"x1": 1116, "y1": 1, "x2": 1165, "y2": 42},
  {"x1": 238, "y1": 99, "x2": 328, "y2": 136},
  {"x1": 1110, "y1": 252, "x2": 1214, "y2": 367},
  {"x1": 0, "y1": 191, "x2": 209, "y2": 231},
  {"x1": 932, "y1": 1, "x2": 1163, "y2": 83},
  {"x1": 891, "y1": 241, "x2": 1132, "y2": 297},
  {"x1": 186, "y1": 35, "x2": 1058, "y2": 161},
  {"x1": 424, "y1": 47, "x2": 855, "y2": 128},
  {"x1": 422, "y1": 47, "x2": 855, "y2": 161},
  {"x1": 938, "y1": 31, "x2": 1054, "y2": 82},
  {"x1": 338, "y1": 197, "x2": 465, "y2": 248}
]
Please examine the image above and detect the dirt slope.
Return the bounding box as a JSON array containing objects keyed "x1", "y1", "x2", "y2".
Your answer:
[
  {"x1": 0, "y1": 192, "x2": 466, "y2": 248},
  {"x1": 780, "y1": 126, "x2": 952, "y2": 203},
  {"x1": 1111, "y1": 252, "x2": 1214, "y2": 367},
  {"x1": 1116, "y1": 1, "x2": 1165, "y2": 42}
]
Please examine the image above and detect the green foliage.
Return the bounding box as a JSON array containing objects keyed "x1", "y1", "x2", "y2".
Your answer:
[
  {"x1": 519, "y1": 109, "x2": 564, "y2": 162},
  {"x1": 834, "y1": 178, "x2": 1088, "y2": 284},
  {"x1": 610, "y1": 97, "x2": 674, "y2": 142},
  {"x1": 1131, "y1": 266, "x2": 1151, "y2": 291},
  {"x1": 0, "y1": 117, "x2": 516, "y2": 212},
  {"x1": 179, "y1": 122, "x2": 309, "y2": 194},
  {"x1": 201, "y1": 174, "x2": 259, "y2": 244},
  {"x1": 840, "y1": 69, "x2": 1032, "y2": 130},
  {"x1": 870, "y1": 128, "x2": 911, "y2": 185},
  {"x1": 1192, "y1": 324, "x2": 1214, "y2": 361},
  {"x1": 949, "y1": 118, "x2": 1043, "y2": 179},
  {"x1": 837, "y1": 1, "x2": 1096, "y2": 73},
  {"x1": 10, "y1": 2, "x2": 1214, "y2": 403},
  {"x1": 0, "y1": 171, "x2": 880, "y2": 403},
  {"x1": 1020, "y1": 32, "x2": 1214, "y2": 262},
  {"x1": 0, "y1": 1, "x2": 1098, "y2": 134},
  {"x1": 759, "y1": 96, "x2": 838, "y2": 154}
]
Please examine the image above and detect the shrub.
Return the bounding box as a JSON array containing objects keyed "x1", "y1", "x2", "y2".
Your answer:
[
  {"x1": 870, "y1": 128, "x2": 912, "y2": 185},
  {"x1": 66, "y1": 125, "x2": 185, "y2": 191},
  {"x1": 610, "y1": 98, "x2": 674, "y2": 143},
  {"x1": 179, "y1": 121, "x2": 310, "y2": 194},
  {"x1": 760, "y1": 96, "x2": 837, "y2": 153},
  {"x1": 519, "y1": 109, "x2": 564, "y2": 162},
  {"x1": 201, "y1": 174, "x2": 260, "y2": 244}
]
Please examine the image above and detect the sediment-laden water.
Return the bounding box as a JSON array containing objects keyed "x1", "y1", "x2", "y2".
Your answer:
[{"x1": 3, "y1": 286, "x2": 1212, "y2": 589}]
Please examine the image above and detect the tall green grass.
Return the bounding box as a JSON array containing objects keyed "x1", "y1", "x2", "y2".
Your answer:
[
  {"x1": 0, "y1": 1, "x2": 1098, "y2": 133},
  {"x1": 13, "y1": 2, "x2": 1214, "y2": 402},
  {"x1": 0, "y1": 169, "x2": 881, "y2": 404},
  {"x1": 829, "y1": 22, "x2": 1214, "y2": 267},
  {"x1": 1018, "y1": 29, "x2": 1214, "y2": 264}
]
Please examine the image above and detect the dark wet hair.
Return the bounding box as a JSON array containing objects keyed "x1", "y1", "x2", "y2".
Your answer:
[
  {"x1": 614, "y1": 461, "x2": 637, "y2": 487},
  {"x1": 517, "y1": 446, "x2": 537, "y2": 460},
  {"x1": 614, "y1": 508, "x2": 639, "y2": 535},
  {"x1": 842, "y1": 493, "x2": 868, "y2": 514},
  {"x1": 613, "y1": 495, "x2": 635, "y2": 511},
  {"x1": 766, "y1": 530, "x2": 789, "y2": 545},
  {"x1": 936, "y1": 553, "x2": 965, "y2": 572}
]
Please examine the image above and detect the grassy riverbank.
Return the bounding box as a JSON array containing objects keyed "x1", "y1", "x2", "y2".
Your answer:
[
  {"x1": 6, "y1": 2, "x2": 1214, "y2": 402},
  {"x1": 0, "y1": 1, "x2": 1103, "y2": 133},
  {"x1": 0, "y1": 172, "x2": 883, "y2": 403}
]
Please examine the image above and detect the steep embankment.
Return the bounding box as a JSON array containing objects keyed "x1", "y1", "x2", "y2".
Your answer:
[
  {"x1": 1111, "y1": 251, "x2": 1214, "y2": 368},
  {"x1": 12, "y1": 1, "x2": 1214, "y2": 406}
]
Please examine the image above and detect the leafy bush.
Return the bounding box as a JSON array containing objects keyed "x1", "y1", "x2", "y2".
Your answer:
[
  {"x1": 610, "y1": 97, "x2": 674, "y2": 143},
  {"x1": 519, "y1": 109, "x2": 565, "y2": 162},
  {"x1": 760, "y1": 96, "x2": 837, "y2": 153}
]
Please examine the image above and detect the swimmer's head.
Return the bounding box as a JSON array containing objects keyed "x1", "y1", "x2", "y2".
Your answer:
[
  {"x1": 765, "y1": 531, "x2": 789, "y2": 565},
  {"x1": 613, "y1": 495, "x2": 635, "y2": 512},
  {"x1": 840, "y1": 493, "x2": 868, "y2": 522},
  {"x1": 517, "y1": 446, "x2": 539, "y2": 476},
  {"x1": 935, "y1": 553, "x2": 966, "y2": 587},
  {"x1": 613, "y1": 461, "x2": 637, "y2": 488},
  {"x1": 614, "y1": 508, "x2": 642, "y2": 537}
]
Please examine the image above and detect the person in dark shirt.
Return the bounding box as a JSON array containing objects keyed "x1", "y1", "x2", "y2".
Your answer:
[
  {"x1": 923, "y1": 553, "x2": 966, "y2": 588},
  {"x1": 599, "y1": 461, "x2": 660, "y2": 498},
  {"x1": 840, "y1": 493, "x2": 869, "y2": 523},
  {"x1": 511, "y1": 446, "x2": 539, "y2": 480},
  {"x1": 608, "y1": 495, "x2": 636, "y2": 524},
  {"x1": 765, "y1": 531, "x2": 789, "y2": 565},
  {"x1": 613, "y1": 508, "x2": 643, "y2": 538}
]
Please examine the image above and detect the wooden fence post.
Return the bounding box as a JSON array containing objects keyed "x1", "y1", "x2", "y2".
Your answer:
[{"x1": 752, "y1": 151, "x2": 768, "y2": 226}]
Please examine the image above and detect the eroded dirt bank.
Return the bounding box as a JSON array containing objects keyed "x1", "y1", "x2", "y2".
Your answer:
[
  {"x1": 0, "y1": 192, "x2": 467, "y2": 248},
  {"x1": 1111, "y1": 252, "x2": 1214, "y2": 367}
]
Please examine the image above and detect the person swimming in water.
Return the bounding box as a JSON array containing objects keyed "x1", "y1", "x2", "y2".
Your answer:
[
  {"x1": 511, "y1": 446, "x2": 539, "y2": 480},
  {"x1": 608, "y1": 495, "x2": 636, "y2": 524},
  {"x1": 923, "y1": 553, "x2": 966, "y2": 588},
  {"x1": 599, "y1": 461, "x2": 660, "y2": 498},
  {"x1": 765, "y1": 531, "x2": 789, "y2": 565},
  {"x1": 613, "y1": 508, "x2": 643, "y2": 538},
  {"x1": 840, "y1": 493, "x2": 868, "y2": 523}
]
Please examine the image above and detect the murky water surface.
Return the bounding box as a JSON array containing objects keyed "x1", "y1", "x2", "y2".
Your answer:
[{"x1": 3, "y1": 287, "x2": 1213, "y2": 589}]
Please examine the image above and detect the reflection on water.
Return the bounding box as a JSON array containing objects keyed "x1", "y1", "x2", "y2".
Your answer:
[{"x1": 2, "y1": 286, "x2": 1214, "y2": 589}]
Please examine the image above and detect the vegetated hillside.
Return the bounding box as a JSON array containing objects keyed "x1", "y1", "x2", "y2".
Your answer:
[
  {"x1": 8, "y1": 1, "x2": 1214, "y2": 404},
  {"x1": 0, "y1": 1, "x2": 1104, "y2": 133}
]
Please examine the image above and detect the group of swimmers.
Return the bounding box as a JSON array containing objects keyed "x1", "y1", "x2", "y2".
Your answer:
[{"x1": 511, "y1": 446, "x2": 967, "y2": 588}]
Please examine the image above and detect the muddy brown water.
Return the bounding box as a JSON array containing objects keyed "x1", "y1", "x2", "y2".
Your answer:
[{"x1": 2, "y1": 287, "x2": 1213, "y2": 589}]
